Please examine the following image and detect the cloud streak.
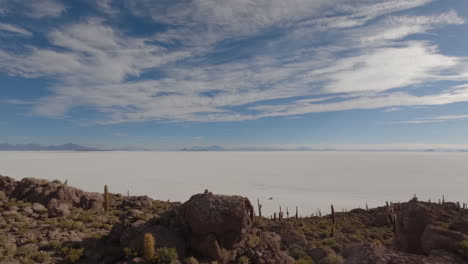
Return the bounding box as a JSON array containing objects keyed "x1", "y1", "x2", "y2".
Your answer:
[{"x1": 1, "y1": 0, "x2": 468, "y2": 124}]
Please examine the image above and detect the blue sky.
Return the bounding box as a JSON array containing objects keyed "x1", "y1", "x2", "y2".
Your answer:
[{"x1": 1, "y1": 0, "x2": 468, "y2": 150}]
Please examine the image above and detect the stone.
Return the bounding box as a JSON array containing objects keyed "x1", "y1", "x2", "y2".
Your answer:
[
  {"x1": 450, "y1": 216, "x2": 468, "y2": 236},
  {"x1": 22, "y1": 206, "x2": 34, "y2": 215},
  {"x1": 345, "y1": 243, "x2": 464, "y2": 264},
  {"x1": 181, "y1": 192, "x2": 254, "y2": 249},
  {"x1": 31, "y1": 203, "x2": 46, "y2": 212},
  {"x1": 394, "y1": 202, "x2": 432, "y2": 254},
  {"x1": 1, "y1": 176, "x2": 104, "y2": 217},
  {"x1": 421, "y1": 225, "x2": 466, "y2": 255}
]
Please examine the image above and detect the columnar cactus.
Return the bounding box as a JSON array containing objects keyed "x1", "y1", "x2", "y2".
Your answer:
[
  {"x1": 295, "y1": 206, "x2": 298, "y2": 220},
  {"x1": 257, "y1": 198, "x2": 262, "y2": 218},
  {"x1": 144, "y1": 233, "x2": 156, "y2": 260},
  {"x1": 392, "y1": 213, "x2": 398, "y2": 234},
  {"x1": 330, "y1": 204, "x2": 336, "y2": 237},
  {"x1": 104, "y1": 185, "x2": 110, "y2": 212}
]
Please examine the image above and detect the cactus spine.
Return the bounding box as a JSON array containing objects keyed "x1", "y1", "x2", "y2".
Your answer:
[
  {"x1": 330, "y1": 204, "x2": 336, "y2": 237},
  {"x1": 144, "y1": 233, "x2": 156, "y2": 260},
  {"x1": 104, "y1": 185, "x2": 110, "y2": 212}
]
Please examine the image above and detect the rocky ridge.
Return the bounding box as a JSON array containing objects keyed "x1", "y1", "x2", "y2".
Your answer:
[{"x1": 1, "y1": 174, "x2": 468, "y2": 264}]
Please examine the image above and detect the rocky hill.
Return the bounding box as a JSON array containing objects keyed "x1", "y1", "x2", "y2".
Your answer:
[{"x1": 1, "y1": 174, "x2": 468, "y2": 264}]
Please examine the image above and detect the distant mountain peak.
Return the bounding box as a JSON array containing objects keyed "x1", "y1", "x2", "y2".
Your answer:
[{"x1": 0, "y1": 143, "x2": 101, "y2": 151}]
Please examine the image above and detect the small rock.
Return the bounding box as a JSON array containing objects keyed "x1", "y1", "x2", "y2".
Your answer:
[{"x1": 31, "y1": 203, "x2": 46, "y2": 212}]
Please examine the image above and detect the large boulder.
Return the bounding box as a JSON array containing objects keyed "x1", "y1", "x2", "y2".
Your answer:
[
  {"x1": 421, "y1": 225, "x2": 466, "y2": 256},
  {"x1": 394, "y1": 202, "x2": 432, "y2": 254},
  {"x1": 180, "y1": 192, "x2": 254, "y2": 254}
]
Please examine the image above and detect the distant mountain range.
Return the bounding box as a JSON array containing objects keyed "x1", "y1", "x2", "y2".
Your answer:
[
  {"x1": 0, "y1": 143, "x2": 102, "y2": 151},
  {"x1": 181, "y1": 145, "x2": 337, "y2": 151},
  {"x1": 181, "y1": 145, "x2": 468, "y2": 152},
  {"x1": 1, "y1": 143, "x2": 467, "y2": 152}
]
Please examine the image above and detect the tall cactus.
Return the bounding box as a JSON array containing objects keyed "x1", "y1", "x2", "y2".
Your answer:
[
  {"x1": 295, "y1": 206, "x2": 298, "y2": 220},
  {"x1": 104, "y1": 185, "x2": 110, "y2": 212},
  {"x1": 257, "y1": 198, "x2": 262, "y2": 218},
  {"x1": 330, "y1": 204, "x2": 336, "y2": 237},
  {"x1": 144, "y1": 233, "x2": 156, "y2": 260},
  {"x1": 392, "y1": 213, "x2": 398, "y2": 234}
]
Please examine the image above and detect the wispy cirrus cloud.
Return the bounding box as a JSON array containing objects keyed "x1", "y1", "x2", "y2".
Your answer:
[
  {"x1": 1, "y1": 0, "x2": 468, "y2": 124},
  {"x1": 395, "y1": 114, "x2": 468, "y2": 124},
  {"x1": 0, "y1": 0, "x2": 66, "y2": 18},
  {"x1": 0, "y1": 23, "x2": 32, "y2": 37}
]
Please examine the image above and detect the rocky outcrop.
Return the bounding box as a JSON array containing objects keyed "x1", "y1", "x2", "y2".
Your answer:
[
  {"x1": 450, "y1": 215, "x2": 468, "y2": 235},
  {"x1": 265, "y1": 221, "x2": 308, "y2": 248},
  {"x1": 392, "y1": 200, "x2": 468, "y2": 262},
  {"x1": 0, "y1": 175, "x2": 17, "y2": 195},
  {"x1": 345, "y1": 243, "x2": 464, "y2": 264},
  {"x1": 421, "y1": 225, "x2": 466, "y2": 256},
  {"x1": 110, "y1": 192, "x2": 293, "y2": 264},
  {"x1": 180, "y1": 192, "x2": 254, "y2": 261},
  {"x1": 0, "y1": 175, "x2": 104, "y2": 216},
  {"x1": 394, "y1": 202, "x2": 432, "y2": 254}
]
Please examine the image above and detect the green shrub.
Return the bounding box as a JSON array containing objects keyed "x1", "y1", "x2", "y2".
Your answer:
[
  {"x1": 246, "y1": 234, "x2": 261, "y2": 248},
  {"x1": 296, "y1": 256, "x2": 316, "y2": 264},
  {"x1": 151, "y1": 247, "x2": 178, "y2": 264},
  {"x1": 319, "y1": 255, "x2": 343, "y2": 264},
  {"x1": 123, "y1": 247, "x2": 140, "y2": 259},
  {"x1": 31, "y1": 251, "x2": 50, "y2": 263},
  {"x1": 457, "y1": 240, "x2": 468, "y2": 259},
  {"x1": 238, "y1": 256, "x2": 249, "y2": 264},
  {"x1": 288, "y1": 244, "x2": 307, "y2": 259},
  {"x1": 15, "y1": 244, "x2": 36, "y2": 257},
  {"x1": 184, "y1": 256, "x2": 199, "y2": 264},
  {"x1": 60, "y1": 246, "x2": 84, "y2": 263},
  {"x1": 59, "y1": 220, "x2": 84, "y2": 231},
  {"x1": 43, "y1": 240, "x2": 62, "y2": 250}
]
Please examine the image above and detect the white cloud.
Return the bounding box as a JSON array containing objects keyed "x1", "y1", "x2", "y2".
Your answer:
[
  {"x1": 25, "y1": 0, "x2": 66, "y2": 18},
  {"x1": 396, "y1": 114, "x2": 468, "y2": 124},
  {"x1": 1, "y1": 0, "x2": 468, "y2": 124},
  {"x1": 0, "y1": 23, "x2": 32, "y2": 36},
  {"x1": 0, "y1": 0, "x2": 66, "y2": 18}
]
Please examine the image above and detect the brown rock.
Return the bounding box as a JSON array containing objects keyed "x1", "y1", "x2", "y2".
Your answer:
[
  {"x1": 345, "y1": 243, "x2": 464, "y2": 264},
  {"x1": 394, "y1": 202, "x2": 432, "y2": 254},
  {"x1": 180, "y1": 192, "x2": 254, "y2": 259},
  {"x1": 6, "y1": 177, "x2": 104, "y2": 217},
  {"x1": 450, "y1": 215, "x2": 468, "y2": 235},
  {"x1": 421, "y1": 225, "x2": 466, "y2": 255},
  {"x1": 266, "y1": 221, "x2": 308, "y2": 248},
  {"x1": 0, "y1": 175, "x2": 17, "y2": 195}
]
